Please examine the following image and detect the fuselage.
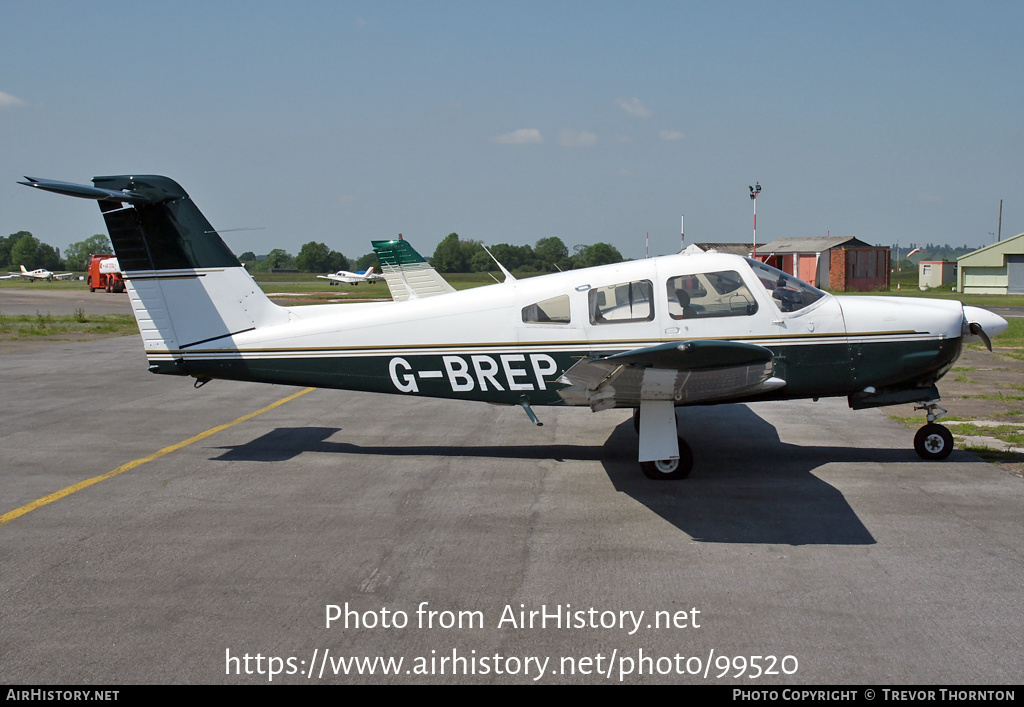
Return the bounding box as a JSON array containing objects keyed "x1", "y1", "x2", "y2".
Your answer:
[{"x1": 147, "y1": 252, "x2": 990, "y2": 409}]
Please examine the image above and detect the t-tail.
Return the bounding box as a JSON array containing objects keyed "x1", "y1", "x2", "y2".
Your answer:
[{"x1": 19, "y1": 175, "x2": 287, "y2": 376}]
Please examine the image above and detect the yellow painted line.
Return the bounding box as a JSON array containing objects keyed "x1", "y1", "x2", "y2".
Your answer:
[{"x1": 0, "y1": 387, "x2": 315, "y2": 527}]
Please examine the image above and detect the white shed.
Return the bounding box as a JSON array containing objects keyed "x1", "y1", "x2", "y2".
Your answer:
[{"x1": 957, "y1": 233, "x2": 1024, "y2": 295}]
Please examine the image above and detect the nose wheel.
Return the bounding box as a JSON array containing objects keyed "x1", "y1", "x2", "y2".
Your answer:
[
  {"x1": 913, "y1": 402, "x2": 954, "y2": 461},
  {"x1": 914, "y1": 423, "x2": 954, "y2": 460}
]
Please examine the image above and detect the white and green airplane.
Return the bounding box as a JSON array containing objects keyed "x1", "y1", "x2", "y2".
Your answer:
[{"x1": 20, "y1": 175, "x2": 1009, "y2": 479}]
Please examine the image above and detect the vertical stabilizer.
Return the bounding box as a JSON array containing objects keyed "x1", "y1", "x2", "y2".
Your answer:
[{"x1": 20, "y1": 175, "x2": 288, "y2": 374}]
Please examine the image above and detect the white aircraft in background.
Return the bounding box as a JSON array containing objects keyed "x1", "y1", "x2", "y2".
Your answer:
[
  {"x1": 5, "y1": 265, "x2": 74, "y2": 281},
  {"x1": 317, "y1": 266, "x2": 384, "y2": 286},
  {"x1": 20, "y1": 174, "x2": 1009, "y2": 480}
]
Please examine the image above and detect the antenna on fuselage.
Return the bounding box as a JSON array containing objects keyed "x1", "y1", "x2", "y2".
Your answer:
[{"x1": 480, "y1": 244, "x2": 516, "y2": 283}]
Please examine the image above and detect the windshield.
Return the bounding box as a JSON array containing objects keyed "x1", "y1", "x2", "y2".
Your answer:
[{"x1": 744, "y1": 258, "x2": 827, "y2": 313}]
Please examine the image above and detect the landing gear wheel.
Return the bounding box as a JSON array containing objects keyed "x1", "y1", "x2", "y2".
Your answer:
[
  {"x1": 914, "y1": 423, "x2": 953, "y2": 461},
  {"x1": 641, "y1": 437, "x2": 694, "y2": 480},
  {"x1": 632, "y1": 408, "x2": 641, "y2": 434}
]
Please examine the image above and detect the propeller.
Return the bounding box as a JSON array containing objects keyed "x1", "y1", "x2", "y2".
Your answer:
[
  {"x1": 968, "y1": 322, "x2": 993, "y2": 352},
  {"x1": 962, "y1": 306, "x2": 1008, "y2": 352}
]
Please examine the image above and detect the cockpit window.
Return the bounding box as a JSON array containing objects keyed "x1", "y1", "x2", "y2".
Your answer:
[
  {"x1": 667, "y1": 271, "x2": 758, "y2": 319},
  {"x1": 589, "y1": 280, "x2": 654, "y2": 324},
  {"x1": 523, "y1": 295, "x2": 571, "y2": 324},
  {"x1": 745, "y1": 258, "x2": 826, "y2": 313}
]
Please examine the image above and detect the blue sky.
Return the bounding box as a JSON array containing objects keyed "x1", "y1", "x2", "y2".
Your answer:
[{"x1": 2, "y1": 1, "x2": 1022, "y2": 260}]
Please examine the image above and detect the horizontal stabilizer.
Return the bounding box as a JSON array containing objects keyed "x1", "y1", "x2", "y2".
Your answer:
[{"x1": 19, "y1": 177, "x2": 153, "y2": 205}]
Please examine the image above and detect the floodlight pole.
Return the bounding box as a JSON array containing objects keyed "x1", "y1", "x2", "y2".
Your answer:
[{"x1": 749, "y1": 182, "x2": 761, "y2": 257}]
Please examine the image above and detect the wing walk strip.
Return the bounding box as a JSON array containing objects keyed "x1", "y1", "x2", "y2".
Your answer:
[{"x1": 0, "y1": 387, "x2": 315, "y2": 527}]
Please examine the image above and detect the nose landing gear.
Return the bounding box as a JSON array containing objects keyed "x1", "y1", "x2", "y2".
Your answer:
[{"x1": 913, "y1": 402, "x2": 953, "y2": 460}]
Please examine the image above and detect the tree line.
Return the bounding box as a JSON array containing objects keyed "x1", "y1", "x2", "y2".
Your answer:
[
  {"x1": 429, "y1": 234, "x2": 624, "y2": 273},
  {"x1": 238, "y1": 234, "x2": 626, "y2": 275},
  {"x1": 237, "y1": 245, "x2": 379, "y2": 274},
  {"x1": 0, "y1": 232, "x2": 114, "y2": 272},
  {"x1": 7, "y1": 229, "x2": 999, "y2": 278},
  {"x1": 0, "y1": 232, "x2": 65, "y2": 271}
]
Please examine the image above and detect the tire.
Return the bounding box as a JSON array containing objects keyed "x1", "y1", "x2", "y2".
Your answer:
[
  {"x1": 914, "y1": 423, "x2": 954, "y2": 460},
  {"x1": 641, "y1": 437, "x2": 694, "y2": 480}
]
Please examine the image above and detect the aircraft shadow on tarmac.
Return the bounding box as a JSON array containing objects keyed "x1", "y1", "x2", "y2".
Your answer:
[
  {"x1": 211, "y1": 426, "x2": 610, "y2": 464},
  {"x1": 603, "y1": 405, "x2": 889, "y2": 545},
  {"x1": 208, "y1": 404, "x2": 968, "y2": 545}
]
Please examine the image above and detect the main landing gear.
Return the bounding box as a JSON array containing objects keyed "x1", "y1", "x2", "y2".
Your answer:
[
  {"x1": 640, "y1": 440, "x2": 694, "y2": 480},
  {"x1": 633, "y1": 404, "x2": 694, "y2": 480},
  {"x1": 913, "y1": 402, "x2": 953, "y2": 461}
]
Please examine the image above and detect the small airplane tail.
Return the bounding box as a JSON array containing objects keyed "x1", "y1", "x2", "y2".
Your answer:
[
  {"x1": 20, "y1": 265, "x2": 28, "y2": 274},
  {"x1": 19, "y1": 176, "x2": 288, "y2": 375},
  {"x1": 372, "y1": 236, "x2": 455, "y2": 301}
]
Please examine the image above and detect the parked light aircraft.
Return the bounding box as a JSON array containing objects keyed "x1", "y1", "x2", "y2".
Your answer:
[
  {"x1": 20, "y1": 175, "x2": 1009, "y2": 479},
  {"x1": 317, "y1": 266, "x2": 384, "y2": 286},
  {"x1": 371, "y1": 235, "x2": 456, "y2": 301},
  {"x1": 5, "y1": 265, "x2": 74, "y2": 281}
]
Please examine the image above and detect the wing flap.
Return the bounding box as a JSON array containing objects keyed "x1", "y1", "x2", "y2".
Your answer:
[{"x1": 559, "y1": 340, "x2": 784, "y2": 410}]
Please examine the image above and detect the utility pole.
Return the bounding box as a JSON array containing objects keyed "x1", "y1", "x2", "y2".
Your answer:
[
  {"x1": 749, "y1": 182, "x2": 761, "y2": 257},
  {"x1": 998, "y1": 199, "x2": 1003, "y2": 242}
]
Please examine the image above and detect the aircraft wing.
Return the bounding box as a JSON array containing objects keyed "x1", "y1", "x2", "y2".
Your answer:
[{"x1": 559, "y1": 340, "x2": 786, "y2": 411}]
